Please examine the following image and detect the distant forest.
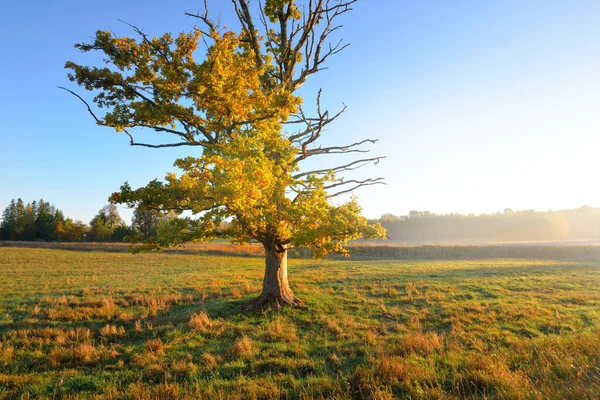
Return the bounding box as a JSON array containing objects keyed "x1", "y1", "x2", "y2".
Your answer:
[
  {"x1": 2, "y1": 198, "x2": 600, "y2": 244},
  {"x1": 0, "y1": 198, "x2": 167, "y2": 243},
  {"x1": 375, "y1": 207, "x2": 600, "y2": 244}
]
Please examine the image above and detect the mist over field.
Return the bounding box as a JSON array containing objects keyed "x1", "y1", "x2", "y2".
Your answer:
[{"x1": 374, "y1": 206, "x2": 600, "y2": 245}]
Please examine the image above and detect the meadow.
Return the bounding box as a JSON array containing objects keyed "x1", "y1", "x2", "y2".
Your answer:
[{"x1": 0, "y1": 246, "x2": 598, "y2": 399}]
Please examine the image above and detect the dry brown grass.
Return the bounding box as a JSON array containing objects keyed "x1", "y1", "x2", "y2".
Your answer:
[
  {"x1": 0, "y1": 342, "x2": 14, "y2": 366},
  {"x1": 47, "y1": 346, "x2": 71, "y2": 367},
  {"x1": 364, "y1": 330, "x2": 378, "y2": 346},
  {"x1": 126, "y1": 292, "x2": 187, "y2": 317},
  {"x1": 42, "y1": 295, "x2": 120, "y2": 322},
  {"x1": 189, "y1": 311, "x2": 212, "y2": 332},
  {"x1": 375, "y1": 356, "x2": 414, "y2": 383},
  {"x1": 387, "y1": 286, "x2": 399, "y2": 298},
  {"x1": 265, "y1": 318, "x2": 298, "y2": 342},
  {"x1": 201, "y1": 352, "x2": 218, "y2": 369},
  {"x1": 98, "y1": 297, "x2": 117, "y2": 318},
  {"x1": 145, "y1": 338, "x2": 165, "y2": 355},
  {"x1": 100, "y1": 324, "x2": 126, "y2": 341},
  {"x1": 69, "y1": 327, "x2": 92, "y2": 342},
  {"x1": 233, "y1": 335, "x2": 255, "y2": 358},
  {"x1": 323, "y1": 317, "x2": 346, "y2": 339},
  {"x1": 131, "y1": 382, "x2": 179, "y2": 400},
  {"x1": 405, "y1": 281, "x2": 420, "y2": 301},
  {"x1": 171, "y1": 358, "x2": 197, "y2": 379},
  {"x1": 73, "y1": 343, "x2": 98, "y2": 363},
  {"x1": 396, "y1": 331, "x2": 443, "y2": 355},
  {"x1": 341, "y1": 314, "x2": 357, "y2": 329}
]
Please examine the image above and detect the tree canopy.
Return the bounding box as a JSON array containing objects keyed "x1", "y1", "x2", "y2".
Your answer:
[{"x1": 64, "y1": 0, "x2": 385, "y2": 308}]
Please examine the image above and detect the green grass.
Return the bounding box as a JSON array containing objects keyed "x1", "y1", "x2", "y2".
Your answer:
[{"x1": 0, "y1": 247, "x2": 599, "y2": 399}]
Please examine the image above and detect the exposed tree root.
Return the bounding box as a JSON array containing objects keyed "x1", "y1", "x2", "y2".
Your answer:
[{"x1": 246, "y1": 293, "x2": 306, "y2": 312}]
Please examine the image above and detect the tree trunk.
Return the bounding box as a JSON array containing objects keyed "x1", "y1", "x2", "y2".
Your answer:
[{"x1": 253, "y1": 243, "x2": 303, "y2": 309}]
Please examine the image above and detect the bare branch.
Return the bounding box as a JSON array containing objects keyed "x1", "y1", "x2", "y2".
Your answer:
[
  {"x1": 232, "y1": 0, "x2": 264, "y2": 70},
  {"x1": 58, "y1": 86, "x2": 101, "y2": 124},
  {"x1": 291, "y1": 0, "x2": 357, "y2": 90},
  {"x1": 134, "y1": 124, "x2": 212, "y2": 146},
  {"x1": 60, "y1": 86, "x2": 141, "y2": 146},
  {"x1": 118, "y1": 20, "x2": 174, "y2": 67},
  {"x1": 327, "y1": 180, "x2": 386, "y2": 198},
  {"x1": 286, "y1": 89, "x2": 357, "y2": 164},
  {"x1": 324, "y1": 177, "x2": 385, "y2": 190},
  {"x1": 185, "y1": 0, "x2": 219, "y2": 39},
  {"x1": 294, "y1": 139, "x2": 377, "y2": 162},
  {"x1": 130, "y1": 142, "x2": 205, "y2": 149},
  {"x1": 60, "y1": 86, "x2": 212, "y2": 149},
  {"x1": 288, "y1": 89, "x2": 346, "y2": 141},
  {"x1": 291, "y1": 177, "x2": 385, "y2": 202},
  {"x1": 292, "y1": 156, "x2": 386, "y2": 180}
]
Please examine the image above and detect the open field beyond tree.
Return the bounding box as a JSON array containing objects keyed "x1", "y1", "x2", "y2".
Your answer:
[{"x1": 0, "y1": 247, "x2": 599, "y2": 399}]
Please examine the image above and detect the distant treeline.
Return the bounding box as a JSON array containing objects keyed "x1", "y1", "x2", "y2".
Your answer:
[
  {"x1": 0, "y1": 199, "x2": 81, "y2": 242},
  {"x1": 374, "y1": 207, "x2": 600, "y2": 244},
  {"x1": 0, "y1": 199, "x2": 168, "y2": 242},
  {"x1": 3, "y1": 198, "x2": 600, "y2": 245}
]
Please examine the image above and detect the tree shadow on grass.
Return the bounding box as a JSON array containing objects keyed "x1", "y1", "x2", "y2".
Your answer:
[{"x1": 0, "y1": 290, "x2": 271, "y2": 384}]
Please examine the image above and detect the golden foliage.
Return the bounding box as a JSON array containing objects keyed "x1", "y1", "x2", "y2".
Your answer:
[{"x1": 65, "y1": 1, "x2": 385, "y2": 258}]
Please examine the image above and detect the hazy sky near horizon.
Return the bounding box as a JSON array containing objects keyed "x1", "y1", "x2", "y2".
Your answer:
[{"x1": 1, "y1": 0, "x2": 599, "y2": 224}]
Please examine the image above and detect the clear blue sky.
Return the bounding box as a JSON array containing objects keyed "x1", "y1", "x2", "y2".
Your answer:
[{"x1": 1, "y1": 0, "x2": 599, "y2": 224}]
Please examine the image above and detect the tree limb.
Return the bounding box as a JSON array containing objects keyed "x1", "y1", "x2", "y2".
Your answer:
[
  {"x1": 130, "y1": 142, "x2": 205, "y2": 149},
  {"x1": 294, "y1": 139, "x2": 377, "y2": 162},
  {"x1": 185, "y1": 0, "x2": 219, "y2": 39},
  {"x1": 59, "y1": 86, "x2": 211, "y2": 149},
  {"x1": 323, "y1": 177, "x2": 385, "y2": 191},
  {"x1": 292, "y1": 156, "x2": 386, "y2": 179},
  {"x1": 58, "y1": 86, "x2": 101, "y2": 124},
  {"x1": 232, "y1": 0, "x2": 264, "y2": 70},
  {"x1": 327, "y1": 179, "x2": 386, "y2": 198}
]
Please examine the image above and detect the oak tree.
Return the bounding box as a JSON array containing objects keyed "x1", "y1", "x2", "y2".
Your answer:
[{"x1": 64, "y1": 0, "x2": 385, "y2": 308}]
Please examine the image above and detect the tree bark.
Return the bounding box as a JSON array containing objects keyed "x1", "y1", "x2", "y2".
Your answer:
[{"x1": 253, "y1": 243, "x2": 303, "y2": 309}]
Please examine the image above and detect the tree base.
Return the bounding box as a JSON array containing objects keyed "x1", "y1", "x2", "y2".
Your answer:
[{"x1": 246, "y1": 293, "x2": 306, "y2": 312}]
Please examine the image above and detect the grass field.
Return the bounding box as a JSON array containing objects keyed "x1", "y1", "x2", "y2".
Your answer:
[
  {"x1": 0, "y1": 247, "x2": 599, "y2": 399},
  {"x1": 5, "y1": 240, "x2": 600, "y2": 260}
]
